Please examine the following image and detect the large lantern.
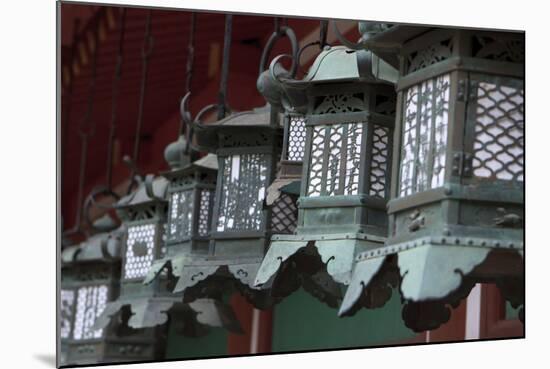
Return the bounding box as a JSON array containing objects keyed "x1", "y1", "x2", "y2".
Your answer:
[
  {"x1": 339, "y1": 25, "x2": 524, "y2": 331},
  {"x1": 172, "y1": 102, "x2": 285, "y2": 308},
  {"x1": 60, "y1": 217, "x2": 127, "y2": 366},
  {"x1": 254, "y1": 44, "x2": 399, "y2": 308}
]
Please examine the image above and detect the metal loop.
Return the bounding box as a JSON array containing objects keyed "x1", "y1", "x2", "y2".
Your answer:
[
  {"x1": 331, "y1": 20, "x2": 363, "y2": 50},
  {"x1": 296, "y1": 41, "x2": 321, "y2": 75},
  {"x1": 259, "y1": 25, "x2": 299, "y2": 79},
  {"x1": 83, "y1": 186, "x2": 120, "y2": 232}
]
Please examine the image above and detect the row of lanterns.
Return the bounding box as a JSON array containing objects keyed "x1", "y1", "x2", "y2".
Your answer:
[{"x1": 60, "y1": 17, "x2": 524, "y2": 366}]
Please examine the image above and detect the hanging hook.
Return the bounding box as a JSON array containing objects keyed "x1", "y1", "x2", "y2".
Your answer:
[
  {"x1": 217, "y1": 14, "x2": 233, "y2": 120},
  {"x1": 127, "y1": 9, "x2": 154, "y2": 195},
  {"x1": 84, "y1": 8, "x2": 127, "y2": 234}
]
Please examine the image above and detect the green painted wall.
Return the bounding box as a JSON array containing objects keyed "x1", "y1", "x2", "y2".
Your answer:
[
  {"x1": 164, "y1": 325, "x2": 228, "y2": 360},
  {"x1": 272, "y1": 288, "x2": 415, "y2": 352}
]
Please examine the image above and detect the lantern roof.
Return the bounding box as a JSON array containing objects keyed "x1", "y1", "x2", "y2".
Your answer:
[
  {"x1": 117, "y1": 176, "x2": 169, "y2": 208},
  {"x1": 212, "y1": 104, "x2": 282, "y2": 128},
  {"x1": 286, "y1": 46, "x2": 397, "y2": 86},
  {"x1": 162, "y1": 153, "x2": 218, "y2": 179},
  {"x1": 194, "y1": 104, "x2": 283, "y2": 152}
]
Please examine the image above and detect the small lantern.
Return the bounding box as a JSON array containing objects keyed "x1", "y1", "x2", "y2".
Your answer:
[
  {"x1": 141, "y1": 135, "x2": 242, "y2": 334},
  {"x1": 94, "y1": 172, "x2": 238, "y2": 353},
  {"x1": 339, "y1": 25, "x2": 524, "y2": 331},
  {"x1": 60, "y1": 217, "x2": 126, "y2": 366},
  {"x1": 172, "y1": 103, "x2": 285, "y2": 308},
  {"x1": 254, "y1": 44, "x2": 398, "y2": 308}
]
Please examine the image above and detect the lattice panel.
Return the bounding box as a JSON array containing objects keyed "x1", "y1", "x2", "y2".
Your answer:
[
  {"x1": 73, "y1": 285, "x2": 109, "y2": 340},
  {"x1": 344, "y1": 123, "x2": 363, "y2": 195},
  {"x1": 216, "y1": 154, "x2": 269, "y2": 232},
  {"x1": 168, "y1": 189, "x2": 194, "y2": 242},
  {"x1": 472, "y1": 81, "x2": 524, "y2": 181},
  {"x1": 270, "y1": 194, "x2": 298, "y2": 234},
  {"x1": 369, "y1": 126, "x2": 390, "y2": 198},
  {"x1": 307, "y1": 123, "x2": 364, "y2": 197},
  {"x1": 325, "y1": 124, "x2": 344, "y2": 195},
  {"x1": 399, "y1": 74, "x2": 450, "y2": 197},
  {"x1": 308, "y1": 126, "x2": 326, "y2": 197},
  {"x1": 60, "y1": 289, "x2": 75, "y2": 339},
  {"x1": 287, "y1": 116, "x2": 306, "y2": 161},
  {"x1": 198, "y1": 189, "x2": 214, "y2": 236},
  {"x1": 124, "y1": 223, "x2": 157, "y2": 280}
]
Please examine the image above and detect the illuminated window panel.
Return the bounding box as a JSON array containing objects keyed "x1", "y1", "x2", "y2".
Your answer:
[
  {"x1": 124, "y1": 223, "x2": 157, "y2": 280},
  {"x1": 72, "y1": 285, "x2": 109, "y2": 340},
  {"x1": 216, "y1": 153, "x2": 269, "y2": 232}
]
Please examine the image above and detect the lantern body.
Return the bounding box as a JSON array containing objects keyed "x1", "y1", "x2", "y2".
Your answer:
[
  {"x1": 340, "y1": 27, "x2": 524, "y2": 331},
  {"x1": 254, "y1": 46, "x2": 397, "y2": 307},
  {"x1": 172, "y1": 105, "x2": 286, "y2": 308},
  {"x1": 140, "y1": 148, "x2": 243, "y2": 335},
  {"x1": 90, "y1": 178, "x2": 173, "y2": 361},
  {"x1": 144, "y1": 153, "x2": 218, "y2": 283},
  {"x1": 60, "y1": 228, "x2": 140, "y2": 365}
]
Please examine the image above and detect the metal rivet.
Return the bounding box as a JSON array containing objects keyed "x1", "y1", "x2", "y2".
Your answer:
[
  {"x1": 467, "y1": 239, "x2": 474, "y2": 245},
  {"x1": 455, "y1": 238, "x2": 460, "y2": 245},
  {"x1": 481, "y1": 241, "x2": 487, "y2": 246},
  {"x1": 494, "y1": 241, "x2": 501, "y2": 247},
  {"x1": 441, "y1": 238, "x2": 446, "y2": 244}
]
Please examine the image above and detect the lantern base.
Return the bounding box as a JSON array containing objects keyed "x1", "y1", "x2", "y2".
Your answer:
[
  {"x1": 254, "y1": 233, "x2": 386, "y2": 307},
  {"x1": 94, "y1": 295, "x2": 241, "y2": 336},
  {"x1": 171, "y1": 255, "x2": 280, "y2": 309},
  {"x1": 340, "y1": 235, "x2": 523, "y2": 331}
]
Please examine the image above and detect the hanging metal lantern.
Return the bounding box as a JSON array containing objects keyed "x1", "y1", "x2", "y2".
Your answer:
[
  {"x1": 60, "y1": 217, "x2": 128, "y2": 366},
  {"x1": 94, "y1": 173, "x2": 239, "y2": 341},
  {"x1": 141, "y1": 135, "x2": 242, "y2": 334},
  {"x1": 339, "y1": 24, "x2": 524, "y2": 331},
  {"x1": 254, "y1": 41, "x2": 399, "y2": 308},
  {"x1": 172, "y1": 100, "x2": 285, "y2": 308}
]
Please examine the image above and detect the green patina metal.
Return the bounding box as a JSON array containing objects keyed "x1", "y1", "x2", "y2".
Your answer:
[
  {"x1": 169, "y1": 102, "x2": 287, "y2": 309},
  {"x1": 94, "y1": 170, "x2": 241, "y2": 362},
  {"x1": 139, "y1": 134, "x2": 242, "y2": 334},
  {"x1": 254, "y1": 41, "x2": 399, "y2": 308},
  {"x1": 340, "y1": 24, "x2": 525, "y2": 332},
  {"x1": 60, "y1": 217, "x2": 138, "y2": 366}
]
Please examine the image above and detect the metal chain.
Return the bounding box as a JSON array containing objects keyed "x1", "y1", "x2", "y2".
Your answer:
[
  {"x1": 132, "y1": 9, "x2": 154, "y2": 168},
  {"x1": 181, "y1": 12, "x2": 196, "y2": 153},
  {"x1": 61, "y1": 19, "x2": 80, "y2": 189},
  {"x1": 106, "y1": 7, "x2": 126, "y2": 188},
  {"x1": 65, "y1": 19, "x2": 101, "y2": 237},
  {"x1": 217, "y1": 14, "x2": 232, "y2": 120}
]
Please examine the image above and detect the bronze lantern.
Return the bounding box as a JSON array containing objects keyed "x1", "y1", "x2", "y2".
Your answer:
[
  {"x1": 171, "y1": 99, "x2": 286, "y2": 309},
  {"x1": 339, "y1": 24, "x2": 524, "y2": 332},
  {"x1": 254, "y1": 41, "x2": 399, "y2": 308},
  {"x1": 60, "y1": 216, "x2": 128, "y2": 365}
]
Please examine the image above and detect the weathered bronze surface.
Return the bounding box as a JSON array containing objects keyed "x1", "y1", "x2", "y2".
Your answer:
[{"x1": 340, "y1": 25, "x2": 524, "y2": 332}]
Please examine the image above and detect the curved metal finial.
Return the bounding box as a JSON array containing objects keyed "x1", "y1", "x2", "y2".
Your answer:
[
  {"x1": 332, "y1": 20, "x2": 364, "y2": 50},
  {"x1": 144, "y1": 174, "x2": 165, "y2": 202},
  {"x1": 259, "y1": 25, "x2": 299, "y2": 79},
  {"x1": 83, "y1": 186, "x2": 121, "y2": 233}
]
